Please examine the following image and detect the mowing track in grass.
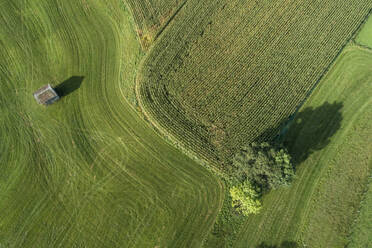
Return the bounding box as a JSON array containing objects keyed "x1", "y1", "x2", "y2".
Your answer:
[
  {"x1": 0, "y1": 1, "x2": 223, "y2": 247},
  {"x1": 232, "y1": 45, "x2": 372, "y2": 248},
  {"x1": 347, "y1": 179, "x2": 372, "y2": 248}
]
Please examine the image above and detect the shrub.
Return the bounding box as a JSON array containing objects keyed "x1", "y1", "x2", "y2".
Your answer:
[
  {"x1": 230, "y1": 180, "x2": 262, "y2": 216},
  {"x1": 231, "y1": 142, "x2": 294, "y2": 192}
]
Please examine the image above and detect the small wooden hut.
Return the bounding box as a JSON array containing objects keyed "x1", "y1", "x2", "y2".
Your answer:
[{"x1": 33, "y1": 84, "x2": 60, "y2": 105}]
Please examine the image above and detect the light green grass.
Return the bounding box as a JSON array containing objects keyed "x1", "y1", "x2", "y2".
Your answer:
[
  {"x1": 348, "y1": 179, "x2": 372, "y2": 248},
  {"x1": 231, "y1": 46, "x2": 372, "y2": 248},
  {"x1": 0, "y1": 1, "x2": 223, "y2": 247},
  {"x1": 356, "y1": 14, "x2": 372, "y2": 48}
]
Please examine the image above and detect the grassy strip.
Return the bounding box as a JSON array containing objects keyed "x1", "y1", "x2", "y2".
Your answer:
[
  {"x1": 232, "y1": 45, "x2": 372, "y2": 247},
  {"x1": 347, "y1": 177, "x2": 372, "y2": 248},
  {"x1": 344, "y1": 14, "x2": 372, "y2": 248},
  {"x1": 203, "y1": 181, "x2": 246, "y2": 248},
  {"x1": 356, "y1": 13, "x2": 372, "y2": 48}
]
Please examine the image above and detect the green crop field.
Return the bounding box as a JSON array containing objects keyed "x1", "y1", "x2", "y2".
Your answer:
[
  {"x1": 356, "y1": 14, "x2": 372, "y2": 47},
  {"x1": 137, "y1": 0, "x2": 372, "y2": 167},
  {"x1": 229, "y1": 45, "x2": 372, "y2": 248},
  {"x1": 126, "y1": 0, "x2": 185, "y2": 48},
  {"x1": 0, "y1": 1, "x2": 223, "y2": 247},
  {"x1": 2, "y1": 0, "x2": 372, "y2": 247}
]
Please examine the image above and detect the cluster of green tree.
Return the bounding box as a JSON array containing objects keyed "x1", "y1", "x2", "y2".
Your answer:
[{"x1": 228, "y1": 142, "x2": 294, "y2": 215}]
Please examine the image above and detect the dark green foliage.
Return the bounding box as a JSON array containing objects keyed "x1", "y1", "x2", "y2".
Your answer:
[
  {"x1": 231, "y1": 142, "x2": 294, "y2": 192},
  {"x1": 230, "y1": 180, "x2": 262, "y2": 215},
  {"x1": 205, "y1": 183, "x2": 246, "y2": 248},
  {"x1": 257, "y1": 241, "x2": 298, "y2": 248}
]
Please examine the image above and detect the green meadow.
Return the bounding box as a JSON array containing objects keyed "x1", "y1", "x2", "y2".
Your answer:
[
  {"x1": 356, "y1": 14, "x2": 372, "y2": 47},
  {"x1": 348, "y1": 180, "x2": 372, "y2": 248},
  {"x1": 232, "y1": 46, "x2": 372, "y2": 248},
  {"x1": 1, "y1": 0, "x2": 372, "y2": 247},
  {"x1": 0, "y1": 1, "x2": 223, "y2": 247}
]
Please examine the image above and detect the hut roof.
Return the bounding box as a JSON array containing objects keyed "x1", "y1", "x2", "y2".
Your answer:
[{"x1": 33, "y1": 84, "x2": 60, "y2": 105}]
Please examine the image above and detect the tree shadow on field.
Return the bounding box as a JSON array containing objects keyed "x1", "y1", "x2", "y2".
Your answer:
[
  {"x1": 256, "y1": 241, "x2": 298, "y2": 248},
  {"x1": 54, "y1": 76, "x2": 84, "y2": 98},
  {"x1": 256, "y1": 102, "x2": 343, "y2": 167}
]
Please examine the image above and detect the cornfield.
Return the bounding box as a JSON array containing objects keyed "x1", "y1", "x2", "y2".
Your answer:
[
  {"x1": 137, "y1": 0, "x2": 372, "y2": 167},
  {"x1": 126, "y1": 0, "x2": 186, "y2": 47}
]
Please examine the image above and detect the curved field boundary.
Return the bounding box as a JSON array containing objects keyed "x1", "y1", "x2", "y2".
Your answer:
[
  {"x1": 136, "y1": 0, "x2": 231, "y2": 169},
  {"x1": 125, "y1": 0, "x2": 187, "y2": 48},
  {"x1": 136, "y1": 0, "x2": 372, "y2": 168},
  {"x1": 233, "y1": 46, "x2": 372, "y2": 247},
  {"x1": 0, "y1": 1, "x2": 224, "y2": 247}
]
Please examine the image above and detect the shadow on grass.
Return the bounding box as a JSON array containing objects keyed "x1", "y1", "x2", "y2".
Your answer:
[
  {"x1": 256, "y1": 102, "x2": 343, "y2": 166},
  {"x1": 54, "y1": 76, "x2": 84, "y2": 97},
  {"x1": 256, "y1": 241, "x2": 298, "y2": 248},
  {"x1": 284, "y1": 101, "x2": 343, "y2": 165}
]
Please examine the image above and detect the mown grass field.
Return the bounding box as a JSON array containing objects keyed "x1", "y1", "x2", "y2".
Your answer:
[
  {"x1": 348, "y1": 180, "x2": 372, "y2": 248},
  {"x1": 137, "y1": 0, "x2": 372, "y2": 167},
  {"x1": 346, "y1": 15, "x2": 372, "y2": 248},
  {"x1": 356, "y1": 13, "x2": 372, "y2": 47},
  {"x1": 0, "y1": 1, "x2": 223, "y2": 247},
  {"x1": 230, "y1": 45, "x2": 372, "y2": 248},
  {"x1": 2, "y1": 0, "x2": 372, "y2": 247}
]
